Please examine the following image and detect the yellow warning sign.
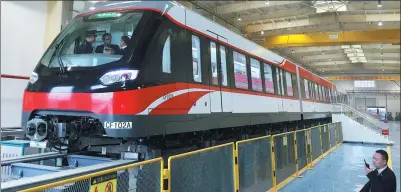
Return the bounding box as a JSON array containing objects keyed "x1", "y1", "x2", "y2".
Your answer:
[{"x1": 90, "y1": 172, "x2": 117, "y2": 192}]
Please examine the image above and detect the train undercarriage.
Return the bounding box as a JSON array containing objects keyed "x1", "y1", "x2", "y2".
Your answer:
[{"x1": 24, "y1": 113, "x2": 332, "y2": 165}]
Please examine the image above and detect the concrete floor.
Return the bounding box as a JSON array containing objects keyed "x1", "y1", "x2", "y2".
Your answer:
[{"x1": 280, "y1": 121, "x2": 400, "y2": 192}]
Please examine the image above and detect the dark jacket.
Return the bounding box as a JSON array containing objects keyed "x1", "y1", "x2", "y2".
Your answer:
[
  {"x1": 95, "y1": 44, "x2": 120, "y2": 54},
  {"x1": 77, "y1": 41, "x2": 94, "y2": 54},
  {"x1": 360, "y1": 167, "x2": 397, "y2": 192}
]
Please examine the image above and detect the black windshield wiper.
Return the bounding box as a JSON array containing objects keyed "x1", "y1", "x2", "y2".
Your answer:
[{"x1": 49, "y1": 34, "x2": 70, "y2": 76}]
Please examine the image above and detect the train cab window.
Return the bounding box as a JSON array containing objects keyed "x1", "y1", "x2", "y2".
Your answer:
[
  {"x1": 285, "y1": 72, "x2": 293, "y2": 96},
  {"x1": 162, "y1": 35, "x2": 171, "y2": 73},
  {"x1": 250, "y1": 58, "x2": 262, "y2": 92},
  {"x1": 304, "y1": 79, "x2": 310, "y2": 99},
  {"x1": 192, "y1": 35, "x2": 202, "y2": 82},
  {"x1": 263, "y1": 63, "x2": 274, "y2": 94},
  {"x1": 233, "y1": 51, "x2": 248, "y2": 89},
  {"x1": 41, "y1": 11, "x2": 144, "y2": 68},
  {"x1": 210, "y1": 42, "x2": 218, "y2": 85},
  {"x1": 220, "y1": 46, "x2": 228, "y2": 86}
]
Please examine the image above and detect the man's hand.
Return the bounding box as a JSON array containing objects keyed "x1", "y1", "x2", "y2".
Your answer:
[{"x1": 365, "y1": 166, "x2": 373, "y2": 174}]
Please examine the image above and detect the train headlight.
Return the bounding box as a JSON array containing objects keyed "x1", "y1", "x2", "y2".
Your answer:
[
  {"x1": 99, "y1": 69, "x2": 139, "y2": 85},
  {"x1": 29, "y1": 72, "x2": 38, "y2": 84}
]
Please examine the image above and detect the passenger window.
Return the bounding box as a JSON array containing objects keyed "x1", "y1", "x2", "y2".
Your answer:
[
  {"x1": 233, "y1": 51, "x2": 248, "y2": 89},
  {"x1": 220, "y1": 46, "x2": 228, "y2": 86},
  {"x1": 304, "y1": 79, "x2": 310, "y2": 99},
  {"x1": 286, "y1": 72, "x2": 293, "y2": 96},
  {"x1": 192, "y1": 35, "x2": 201, "y2": 82},
  {"x1": 328, "y1": 89, "x2": 332, "y2": 103},
  {"x1": 263, "y1": 63, "x2": 274, "y2": 94},
  {"x1": 162, "y1": 35, "x2": 171, "y2": 73},
  {"x1": 250, "y1": 58, "x2": 262, "y2": 92},
  {"x1": 276, "y1": 68, "x2": 282, "y2": 95},
  {"x1": 210, "y1": 42, "x2": 218, "y2": 85},
  {"x1": 314, "y1": 84, "x2": 319, "y2": 100}
]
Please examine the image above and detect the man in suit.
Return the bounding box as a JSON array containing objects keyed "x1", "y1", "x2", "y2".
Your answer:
[
  {"x1": 360, "y1": 149, "x2": 397, "y2": 192},
  {"x1": 118, "y1": 35, "x2": 130, "y2": 55},
  {"x1": 95, "y1": 33, "x2": 120, "y2": 54},
  {"x1": 77, "y1": 30, "x2": 97, "y2": 54}
]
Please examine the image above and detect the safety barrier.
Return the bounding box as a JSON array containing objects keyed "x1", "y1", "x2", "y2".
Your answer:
[
  {"x1": 11, "y1": 122, "x2": 344, "y2": 192},
  {"x1": 236, "y1": 136, "x2": 273, "y2": 192},
  {"x1": 310, "y1": 126, "x2": 322, "y2": 162},
  {"x1": 18, "y1": 158, "x2": 163, "y2": 192},
  {"x1": 167, "y1": 142, "x2": 235, "y2": 192}
]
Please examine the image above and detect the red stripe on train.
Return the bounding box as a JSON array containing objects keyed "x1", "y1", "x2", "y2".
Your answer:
[
  {"x1": 149, "y1": 91, "x2": 210, "y2": 115},
  {"x1": 22, "y1": 82, "x2": 332, "y2": 115}
]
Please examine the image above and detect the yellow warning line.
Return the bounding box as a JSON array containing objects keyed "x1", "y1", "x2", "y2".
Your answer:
[{"x1": 387, "y1": 145, "x2": 392, "y2": 169}]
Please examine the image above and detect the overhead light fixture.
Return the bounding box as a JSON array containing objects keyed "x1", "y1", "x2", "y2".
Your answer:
[
  {"x1": 378, "y1": 21, "x2": 383, "y2": 26},
  {"x1": 265, "y1": 0, "x2": 270, "y2": 5},
  {"x1": 288, "y1": 20, "x2": 291, "y2": 25},
  {"x1": 380, "y1": 45, "x2": 383, "y2": 49},
  {"x1": 237, "y1": 16, "x2": 242, "y2": 21},
  {"x1": 322, "y1": 51, "x2": 325, "y2": 55},
  {"x1": 261, "y1": 31, "x2": 264, "y2": 35},
  {"x1": 377, "y1": 0, "x2": 382, "y2": 8},
  {"x1": 291, "y1": 49, "x2": 294, "y2": 53}
]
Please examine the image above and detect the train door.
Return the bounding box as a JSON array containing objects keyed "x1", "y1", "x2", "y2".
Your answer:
[{"x1": 207, "y1": 31, "x2": 232, "y2": 113}]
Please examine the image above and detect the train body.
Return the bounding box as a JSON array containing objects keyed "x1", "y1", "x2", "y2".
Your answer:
[{"x1": 21, "y1": 1, "x2": 347, "y2": 153}]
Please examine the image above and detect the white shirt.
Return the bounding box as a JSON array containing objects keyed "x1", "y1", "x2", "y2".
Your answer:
[
  {"x1": 377, "y1": 166, "x2": 387, "y2": 175},
  {"x1": 121, "y1": 45, "x2": 127, "y2": 49}
]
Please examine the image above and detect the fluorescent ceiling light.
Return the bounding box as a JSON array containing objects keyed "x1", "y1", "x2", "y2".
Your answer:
[{"x1": 341, "y1": 45, "x2": 350, "y2": 49}]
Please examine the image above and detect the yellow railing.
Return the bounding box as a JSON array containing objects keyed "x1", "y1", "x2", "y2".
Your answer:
[
  {"x1": 15, "y1": 122, "x2": 345, "y2": 192},
  {"x1": 19, "y1": 157, "x2": 164, "y2": 192}
]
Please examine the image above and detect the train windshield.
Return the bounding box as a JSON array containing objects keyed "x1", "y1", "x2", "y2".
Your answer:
[{"x1": 39, "y1": 11, "x2": 144, "y2": 68}]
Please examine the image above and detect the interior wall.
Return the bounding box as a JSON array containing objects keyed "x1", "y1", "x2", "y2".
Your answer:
[
  {"x1": 1, "y1": 1, "x2": 48, "y2": 128},
  {"x1": 331, "y1": 80, "x2": 401, "y2": 115},
  {"x1": 332, "y1": 80, "x2": 401, "y2": 92}
]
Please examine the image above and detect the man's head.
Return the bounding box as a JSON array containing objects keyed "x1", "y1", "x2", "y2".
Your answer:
[
  {"x1": 120, "y1": 36, "x2": 130, "y2": 47},
  {"x1": 102, "y1": 33, "x2": 112, "y2": 44},
  {"x1": 373, "y1": 149, "x2": 388, "y2": 169},
  {"x1": 86, "y1": 31, "x2": 97, "y2": 43}
]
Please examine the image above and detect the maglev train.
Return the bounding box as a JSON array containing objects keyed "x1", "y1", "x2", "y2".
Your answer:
[{"x1": 22, "y1": 1, "x2": 347, "y2": 153}]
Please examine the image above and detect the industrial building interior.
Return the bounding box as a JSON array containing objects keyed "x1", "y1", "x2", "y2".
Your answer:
[{"x1": 1, "y1": 1, "x2": 400, "y2": 192}]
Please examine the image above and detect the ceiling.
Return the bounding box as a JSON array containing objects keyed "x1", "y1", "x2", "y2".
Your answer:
[{"x1": 179, "y1": 0, "x2": 400, "y2": 75}]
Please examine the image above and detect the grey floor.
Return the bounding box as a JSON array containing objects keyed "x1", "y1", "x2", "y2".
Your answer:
[{"x1": 280, "y1": 121, "x2": 400, "y2": 192}]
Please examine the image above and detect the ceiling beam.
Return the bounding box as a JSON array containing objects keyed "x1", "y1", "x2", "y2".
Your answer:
[
  {"x1": 246, "y1": 13, "x2": 400, "y2": 33},
  {"x1": 215, "y1": 1, "x2": 306, "y2": 15},
  {"x1": 235, "y1": 7, "x2": 315, "y2": 25},
  {"x1": 255, "y1": 29, "x2": 400, "y2": 48}
]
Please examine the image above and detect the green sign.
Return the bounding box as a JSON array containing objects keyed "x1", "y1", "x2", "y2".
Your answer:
[{"x1": 91, "y1": 12, "x2": 122, "y2": 19}]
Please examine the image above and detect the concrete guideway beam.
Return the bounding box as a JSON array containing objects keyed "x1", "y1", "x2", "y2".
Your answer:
[
  {"x1": 246, "y1": 12, "x2": 401, "y2": 33},
  {"x1": 255, "y1": 29, "x2": 401, "y2": 48}
]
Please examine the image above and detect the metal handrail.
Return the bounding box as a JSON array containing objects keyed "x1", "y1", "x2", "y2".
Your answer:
[{"x1": 341, "y1": 104, "x2": 383, "y2": 126}]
